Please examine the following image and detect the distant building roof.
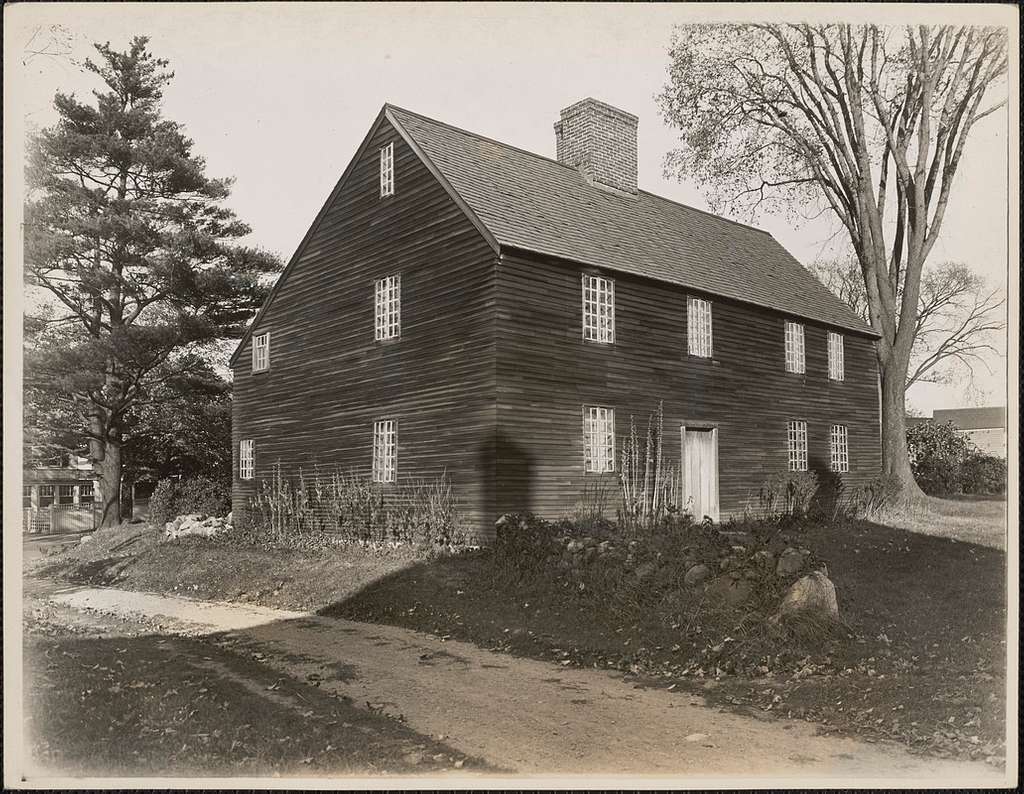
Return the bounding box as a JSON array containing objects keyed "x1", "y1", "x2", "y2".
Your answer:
[
  {"x1": 905, "y1": 416, "x2": 931, "y2": 427},
  {"x1": 24, "y1": 466, "x2": 96, "y2": 484},
  {"x1": 931, "y1": 406, "x2": 1007, "y2": 431}
]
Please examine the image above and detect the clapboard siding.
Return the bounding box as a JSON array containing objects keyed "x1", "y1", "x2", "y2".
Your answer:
[
  {"x1": 232, "y1": 117, "x2": 497, "y2": 534},
  {"x1": 495, "y1": 249, "x2": 881, "y2": 523}
]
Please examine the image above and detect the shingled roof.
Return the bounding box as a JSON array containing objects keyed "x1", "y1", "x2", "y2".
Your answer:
[
  {"x1": 932, "y1": 406, "x2": 1007, "y2": 430},
  {"x1": 387, "y1": 105, "x2": 876, "y2": 337}
]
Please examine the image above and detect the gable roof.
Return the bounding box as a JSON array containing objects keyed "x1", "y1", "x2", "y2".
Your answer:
[
  {"x1": 386, "y1": 105, "x2": 876, "y2": 337},
  {"x1": 932, "y1": 406, "x2": 1007, "y2": 430}
]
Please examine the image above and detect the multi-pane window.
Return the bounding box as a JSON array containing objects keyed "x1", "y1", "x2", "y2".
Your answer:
[
  {"x1": 58, "y1": 485, "x2": 75, "y2": 505},
  {"x1": 785, "y1": 321, "x2": 806, "y2": 373},
  {"x1": 239, "y1": 440, "x2": 255, "y2": 480},
  {"x1": 23, "y1": 486, "x2": 32, "y2": 508},
  {"x1": 687, "y1": 296, "x2": 713, "y2": 358},
  {"x1": 80, "y1": 483, "x2": 95, "y2": 504},
  {"x1": 375, "y1": 275, "x2": 401, "y2": 340},
  {"x1": 830, "y1": 424, "x2": 850, "y2": 473},
  {"x1": 39, "y1": 485, "x2": 55, "y2": 507},
  {"x1": 372, "y1": 420, "x2": 397, "y2": 483},
  {"x1": 379, "y1": 142, "x2": 395, "y2": 197},
  {"x1": 787, "y1": 420, "x2": 808, "y2": 472},
  {"x1": 252, "y1": 332, "x2": 270, "y2": 373},
  {"x1": 583, "y1": 406, "x2": 616, "y2": 473},
  {"x1": 828, "y1": 331, "x2": 845, "y2": 381},
  {"x1": 582, "y1": 274, "x2": 615, "y2": 343}
]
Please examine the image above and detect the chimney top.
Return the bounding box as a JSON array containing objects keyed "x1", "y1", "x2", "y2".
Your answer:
[{"x1": 554, "y1": 98, "x2": 639, "y2": 196}]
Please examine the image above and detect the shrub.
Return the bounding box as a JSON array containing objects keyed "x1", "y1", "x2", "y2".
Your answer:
[
  {"x1": 149, "y1": 476, "x2": 230, "y2": 526},
  {"x1": 959, "y1": 452, "x2": 1007, "y2": 495},
  {"x1": 848, "y1": 474, "x2": 901, "y2": 518},
  {"x1": 906, "y1": 420, "x2": 971, "y2": 494},
  {"x1": 754, "y1": 470, "x2": 819, "y2": 521},
  {"x1": 617, "y1": 402, "x2": 681, "y2": 532}
]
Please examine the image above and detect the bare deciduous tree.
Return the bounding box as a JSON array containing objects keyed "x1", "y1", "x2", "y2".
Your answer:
[{"x1": 658, "y1": 23, "x2": 1008, "y2": 495}]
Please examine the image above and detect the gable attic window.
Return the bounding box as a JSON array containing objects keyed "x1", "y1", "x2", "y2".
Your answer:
[
  {"x1": 379, "y1": 142, "x2": 395, "y2": 197},
  {"x1": 252, "y1": 332, "x2": 270, "y2": 372},
  {"x1": 687, "y1": 296, "x2": 713, "y2": 357},
  {"x1": 372, "y1": 419, "x2": 397, "y2": 483},
  {"x1": 583, "y1": 405, "x2": 616, "y2": 473},
  {"x1": 784, "y1": 321, "x2": 806, "y2": 374},
  {"x1": 239, "y1": 440, "x2": 255, "y2": 480},
  {"x1": 830, "y1": 424, "x2": 850, "y2": 473},
  {"x1": 787, "y1": 420, "x2": 808, "y2": 471},
  {"x1": 828, "y1": 331, "x2": 845, "y2": 381},
  {"x1": 582, "y1": 274, "x2": 615, "y2": 343},
  {"x1": 375, "y1": 275, "x2": 401, "y2": 340}
]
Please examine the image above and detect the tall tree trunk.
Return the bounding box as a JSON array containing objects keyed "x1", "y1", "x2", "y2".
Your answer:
[
  {"x1": 879, "y1": 356, "x2": 924, "y2": 499},
  {"x1": 97, "y1": 436, "x2": 122, "y2": 528}
]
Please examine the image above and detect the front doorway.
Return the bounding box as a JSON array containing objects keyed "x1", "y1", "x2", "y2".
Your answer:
[{"x1": 681, "y1": 425, "x2": 719, "y2": 522}]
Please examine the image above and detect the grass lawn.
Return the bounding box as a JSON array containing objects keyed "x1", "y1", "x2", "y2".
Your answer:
[
  {"x1": 870, "y1": 496, "x2": 1008, "y2": 550},
  {"x1": 22, "y1": 598, "x2": 484, "y2": 777},
  {"x1": 33, "y1": 499, "x2": 1008, "y2": 765}
]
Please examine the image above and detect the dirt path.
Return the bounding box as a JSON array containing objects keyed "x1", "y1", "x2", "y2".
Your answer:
[{"x1": 37, "y1": 580, "x2": 1003, "y2": 784}]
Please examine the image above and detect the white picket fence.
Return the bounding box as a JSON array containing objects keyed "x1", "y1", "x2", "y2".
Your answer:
[{"x1": 23, "y1": 504, "x2": 99, "y2": 535}]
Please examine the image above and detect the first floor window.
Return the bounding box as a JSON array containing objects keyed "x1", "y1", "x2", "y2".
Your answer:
[
  {"x1": 785, "y1": 320, "x2": 806, "y2": 373},
  {"x1": 252, "y1": 332, "x2": 270, "y2": 372},
  {"x1": 830, "y1": 424, "x2": 850, "y2": 473},
  {"x1": 583, "y1": 405, "x2": 616, "y2": 473},
  {"x1": 80, "y1": 483, "x2": 95, "y2": 504},
  {"x1": 828, "y1": 331, "x2": 844, "y2": 381},
  {"x1": 582, "y1": 274, "x2": 615, "y2": 343},
  {"x1": 787, "y1": 420, "x2": 808, "y2": 472},
  {"x1": 58, "y1": 485, "x2": 75, "y2": 505},
  {"x1": 372, "y1": 419, "x2": 397, "y2": 483},
  {"x1": 39, "y1": 485, "x2": 54, "y2": 507},
  {"x1": 375, "y1": 275, "x2": 401, "y2": 340},
  {"x1": 23, "y1": 486, "x2": 32, "y2": 508},
  {"x1": 687, "y1": 296, "x2": 713, "y2": 357},
  {"x1": 239, "y1": 440, "x2": 255, "y2": 480}
]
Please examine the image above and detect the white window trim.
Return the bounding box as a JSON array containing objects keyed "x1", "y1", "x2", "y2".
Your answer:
[
  {"x1": 828, "y1": 331, "x2": 845, "y2": 381},
  {"x1": 582, "y1": 274, "x2": 615, "y2": 344},
  {"x1": 830, "y1": 424, "x2": 850, "y2": 473},
  {"x1": 252, "y1": 332, "x2": 270, "y2": 373},
  {"x1": 787, "y1": 420, "x2": 808, "y2": 472},
  {"x1": 583, "y1": 405, "x2": 616, "y2": 473},
  {"x1": 239, "y1": 439, "x2": 255, "y2": 480},
  {"x1": 687, "y1": 296, "x2": 713, "y2": 358},
  {"x1": 374, "y1": 274, "x2": 401, "y2": 341},
  {"x1": 785, "y1": 321, "x2": 806, "y2": 374},
  {"x1": 379, "y1": 142, "x2": 395, "y2": 197},
  {"x1": 372, "y1": 419, "x2": 397, "y2": 483}
]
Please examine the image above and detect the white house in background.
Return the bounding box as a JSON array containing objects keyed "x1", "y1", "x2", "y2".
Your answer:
[
  {"x1": 23, "y1": 453, "x2": 99, "y2": 534},
  {"x1": 932, "y1": 406, "x2": 1007, "y2": 458}
]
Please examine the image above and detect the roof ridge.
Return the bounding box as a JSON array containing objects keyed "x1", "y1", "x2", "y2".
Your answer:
[{"x1": 385, "y1": 103, "x2": 770, "y2": 237}]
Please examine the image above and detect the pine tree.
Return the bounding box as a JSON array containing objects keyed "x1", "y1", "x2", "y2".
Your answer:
[{"x1": 25, "y1": 37, "x2": 281, "y2": 526}]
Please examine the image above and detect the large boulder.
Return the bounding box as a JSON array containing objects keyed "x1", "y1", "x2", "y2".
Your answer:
[
  {"x1": 775, "y1": 547, "x2": 810, "y2": 577},
  {"x1": 704, "y1": 574, "x2": 754, "y2": 606},
  {"x1": 683, "y1": 563, "x2": 711, "y2": 587},
  {"x1": 775, "y1": 571, "x2": 839, "y2": 622}
]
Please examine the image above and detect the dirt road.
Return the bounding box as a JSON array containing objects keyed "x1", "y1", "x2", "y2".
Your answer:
[{"x1": 34, "y1": 580, "x2": 1004, "y2": 784}]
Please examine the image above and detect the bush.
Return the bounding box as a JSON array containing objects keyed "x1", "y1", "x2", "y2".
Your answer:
[
  {"x1": 754, "y1": 470, "x2": 819, "y2": 520},
  {"x1": 907, "y1": 421, "x2": 971, "y2": 494},
  {"x1": 959, "y1": 452, "x2": 1007, "y2": 495},
  {"x1": 149, "y1": 476, "x2": 230, "y2": 526}
]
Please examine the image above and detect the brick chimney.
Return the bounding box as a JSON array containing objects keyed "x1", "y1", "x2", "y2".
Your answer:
[{"x1": 554, "y1": 98, "x2": 638, "y2": 195}]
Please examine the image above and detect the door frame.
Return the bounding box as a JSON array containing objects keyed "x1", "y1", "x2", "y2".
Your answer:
[{"x1": 680, "y1": 423, "x2": 720, "y2": 522}]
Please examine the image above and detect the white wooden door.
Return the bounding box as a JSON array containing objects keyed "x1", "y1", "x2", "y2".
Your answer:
[{"x1": 681, "y1": 426, "x2": 719, "y2": 522}]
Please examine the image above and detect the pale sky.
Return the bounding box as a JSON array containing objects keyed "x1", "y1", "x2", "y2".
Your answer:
[{"x1": 5, "y1": 2, "x2": 1015, "y2": 414}]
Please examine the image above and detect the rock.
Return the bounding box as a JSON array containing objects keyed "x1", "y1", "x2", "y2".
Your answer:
[
  {"x1": 634, "y1": 561, "x2": 658, "y2": 581},
  {"x1": 566, "y1": 539, "x2": 585, "y2": 554},
  {"x1": 776, "y1": 547, "x2": 810, "y2": 577},
  {"x1": 705, "y1": 574, "x2": 754, "y2": 606},
  {"x1": 752, "y1": 549, "x2": 774, "y2": 571},
  {"x1": 684, "y1": 563, "x2": 711, "y2": 587},
  {"x1": 775, "y1": 571, "x2": 839, "y2": 622},
  {"x1": 79, "y1": 534, "x2": 93, "y2": 544},
  {"x1": 226, "y1": 511, "x2": 233, "y2": 524}
]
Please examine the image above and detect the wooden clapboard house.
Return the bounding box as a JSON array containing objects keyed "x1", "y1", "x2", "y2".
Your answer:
[{"x1": 230, "y1": 98, "x2": 881, "y2": 538}]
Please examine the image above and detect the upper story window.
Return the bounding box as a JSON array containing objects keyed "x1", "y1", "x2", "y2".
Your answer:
[
  {"x1": 787, "y1": 420, "x2": 808, "y2": 471},
  {"x1": 375, "y1": 275, "x2": 401, "y2": 340},
  {"x1": 379, "y1": 142, "x2": 395, "y2": 197},
  {"x1": 252, "y1": 332, "x2": 270, "y2": 373},
  {"x1": 828, "y1": 331, "x2": 845, "y2": 381},
  {"x1": 583, "y1": 405, "x2": 616, "y2": 473},
  {"x1": 582, "y1": 274, "x2": 615, "y2": 344},
  {"x1": 372, "y1": 419, "x2": 397, "y2": 483},
  {"x1": 784, "y1": 321, "x2": 806, "y2": 374},
  {"x1": 687, "y1": 296, "x2": 713, "y2": 358},
  {"x1": 830, "y1": 424, "x2": 850, "y2": 473},
  {"x1": 239, "y1": 439, "x2": 255, "y2": 480}
]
